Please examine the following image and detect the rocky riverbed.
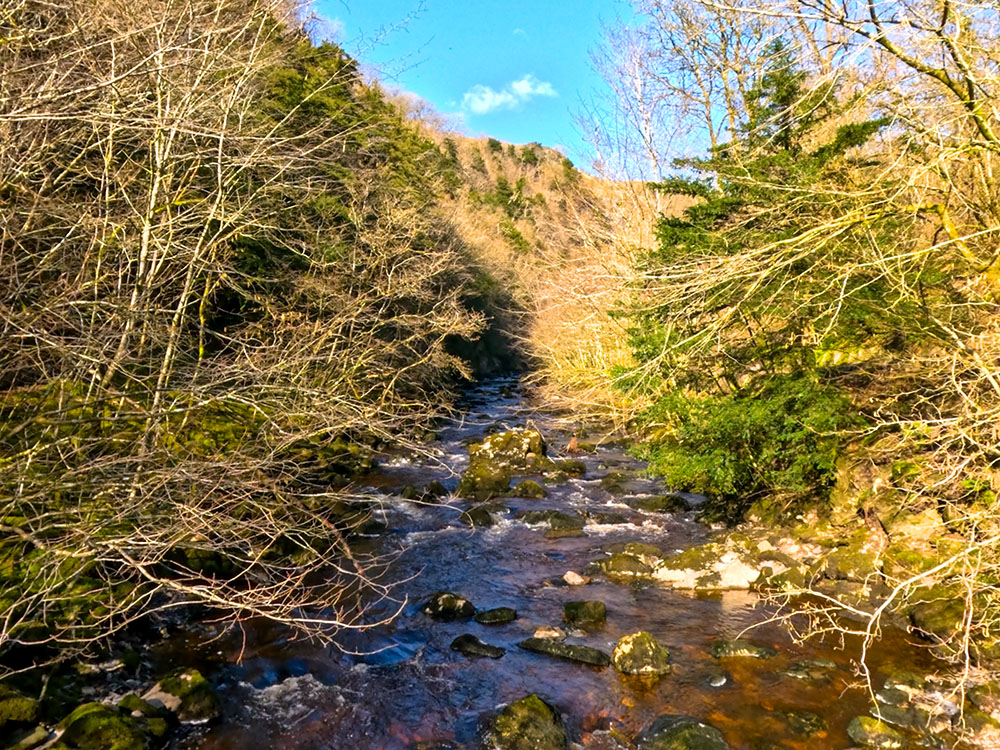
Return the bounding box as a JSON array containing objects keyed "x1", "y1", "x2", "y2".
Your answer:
[{"x1": 8, "y1": 378, "x2": 997, "y2": 750}]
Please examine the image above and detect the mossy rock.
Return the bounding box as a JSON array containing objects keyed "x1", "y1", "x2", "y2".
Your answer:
[
  {"x1": 142, "y1": 669, "x2": 219, "y2": 725},
  {"x1": 845, "y1": 716, "x2": 905, "y2": 748},
  {"x1": 627, "y1": 495, "x2": 690, "y2": 513},
  {"x1": 0, "y1": 685, "x2": 39, "y2": 729},
  {"x1": 586, "y1": 511, "x2": 629, "y2": 525},
  {"x1": 511, "y1": 480, "x2": 546, "y2": 499},
  {"x1": 600, "y1": 473, "x2": 631, "y2": 495},
  {"x1": 484, "y1": 694, "x2": 567, "y2": 750},
  {"x1": 969, "y1": 681, "x2": 1000, "y2": 714},
  {"x1": 457, "y1": 463, "x2": 511, "y2": 501},
  {"x1": 782, "y1": 658, "x2": 836, "y2": 681},
  {"x1": 421, "y1": 592, "x2": 476, "y2": 620},
  {"x1": 637, "y1": 714, "x2": 729, "y2": 750},
  {"x1": 906, "y1": 585, "x2": 966, "y2": 643},
  {"x1": 517, "y1": 638, "x2": 611, "y2": 667},
  {"x1": 822, "y1": 545, "x2": 880, "y2": 582},
  {"x1": 563, "y1": 600, "x2": 606, "y2": 627},
  {"x1": 475, "y1": 607, "x2": 517, "y2": 625},
  {"x1": 56, "y1": 702, "x2": 149, "y2": 750},
  {"x1": 519, "y1": 510, "x2": 583, "y2": 529},
  {"x1": 598, "y1": 554, "x2": 653, "y2": 580},
  {"x1": 612, "y1": 632, "x2": 671, "y2": 676}
]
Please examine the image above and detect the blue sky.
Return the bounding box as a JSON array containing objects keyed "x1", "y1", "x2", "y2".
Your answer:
[{"x1": 312, "y1": 1, "x2": 629, "y2": 165}]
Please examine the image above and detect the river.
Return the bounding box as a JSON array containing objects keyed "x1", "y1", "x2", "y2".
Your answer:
[{"x1": 160, "y1": 378, "x2": 948, "y2": 749}]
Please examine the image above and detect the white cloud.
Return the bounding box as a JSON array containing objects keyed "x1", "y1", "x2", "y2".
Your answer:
[
  {"x1": 513, "y1": 28, "x2": 527, "y2": 37},
  {"x1": 462, "y1": 74, "x2": 557, "y2": 115}
]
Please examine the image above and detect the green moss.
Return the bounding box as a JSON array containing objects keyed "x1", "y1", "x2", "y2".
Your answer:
[
  {"x1": 152, "y1": 668, "x2": 219, "y2": 724},
  {"x1": 511, "y1": 480, "x2": 546, "y2": 499}
]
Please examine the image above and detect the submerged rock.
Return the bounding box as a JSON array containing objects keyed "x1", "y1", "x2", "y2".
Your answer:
[
  {"x1": 637, "y1": 715, "x2": 729, "y2": 750},
  {"x1": 421, "y1": 592, "x2": 476, "y2": 620},
  {"x1": 782, "y1": 658, "x2": 836, "y2": 681},
  {"x1": 563, "y1": 600, "x2": 606, "y2": 627},
  {"x1": 846, "y1": 716, "x2": 905, "y2": 748},
  {"x1": 710, "y1": 639, "x2": 776, "y2": 659},
  {"x1": 612, "y1": 632, "x2": 671, "y2": 676},
  {"x1": 450, "y1": 634, "x2": 505, "y2": 659},
  {"x1": 142, "y1": 668, "x2": 219, "y2": 724},
  {"x1": 782, "y1": 710, "x2": 827, "y2": 737},
  {"x1": 475, "y1": 607, "x2": 518, "y2": 625},
  {"x1": 517, "y1": 638, "x2": 611, "y2": 667},
  {"x1": 545, "y1": 527, "x2": 585, "y2": 539},
  {"x1": 483, "y1": 694, "x2": 567, "y2": 750}
]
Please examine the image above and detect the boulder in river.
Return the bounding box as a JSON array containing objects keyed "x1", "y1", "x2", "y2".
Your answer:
[
  {"x1": 483, "y1": 694, "x2": 567, "y2": 750},
  {"x1": 563, "y1": 600, "x2": 606, "y2": 627},
  {"x1": 517, "y1": 637, "x2": 611, "y2": 667},
  {"x1": 612, "y1": 632, "x2": 671, "y2": 676},
  {"x1": 626, "y1": 494, "x2": 690, "y2": 513},
  {"x1": 710, "y1": 639, "x2": 776, "y2": 659},
  {"x1": 421, "y1": 592, "x2": 476, "y2": 620},
  {"x1": 475, "y1": 607, "x2": 518, "y2": 625},
  {"x1": 142, "y1": 668, "x2": 219, "y2": 724},
  {"x1": 450, "y1": 634, "x2": 505, "y2": 659},
  {"x1": 846, "y1": 716, "x2": 906, "y2": 748},
  {"x1": 637, "y1": 714, "x2": 729, "y2": 750}
]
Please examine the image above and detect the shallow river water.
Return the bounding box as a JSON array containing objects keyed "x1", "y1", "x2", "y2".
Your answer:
[{"x1": 163, "y1": 378, "x2": 947, "y2": 750}]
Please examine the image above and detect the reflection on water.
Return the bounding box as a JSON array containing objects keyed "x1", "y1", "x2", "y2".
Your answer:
[{"x1": 162, "y1": 378, "x2": 950, "y2": 749}]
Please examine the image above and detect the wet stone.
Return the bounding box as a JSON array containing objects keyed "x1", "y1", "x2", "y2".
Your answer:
[
  {"x1": 517, "y1": 638, "x2": 611, "y2": 667},
  {"x1": 586, "y1": 511, "x2": 630, "y2": 525},
  {"x1": 710, "y1": 639, "x2": 777, "y2": 659},
  {"x1": 562, "y1": 571, "x2": 590, "y2": 586},
  {"x1": 450, "y1": 634, "x2": 505, "y2": 659},
  {"x1": 846, "y1": 716, "x2": 906, "y2": 748},
  {"x1": 474, "y1": 607, "x2": 518, "y2": 625},
  {"x1": 638, "y1": 714, "x2": 730, "y2": 750},
  {"x1": 708, "y1": 674, "x2": 728, "y2": 688},
  {"x1": 421, "y1": 592, "x2": 476, "y2": 620},
  {"x1": 483, "y1": 694, "x2": 567, "y2": 750},
  {"x1": 563, "y1": 600, "x2": 606, "y2": 627},
  {"x1": 534, "y1": 626, "x2": 566, "y2": 639},
  {"x1": 612, "y1": 632, "x2": 671, "y2": 676}
]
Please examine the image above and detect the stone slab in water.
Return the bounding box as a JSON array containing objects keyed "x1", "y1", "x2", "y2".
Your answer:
[
  {"x1": 475, "y1": 607, "x2": 518, "y2": 625},
  {"x1": 517, "y1": 637, "x2": 611, "y2": 667},
  {"x1": 450, "y1": 634, "x2": 505, "y2": 659}
]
